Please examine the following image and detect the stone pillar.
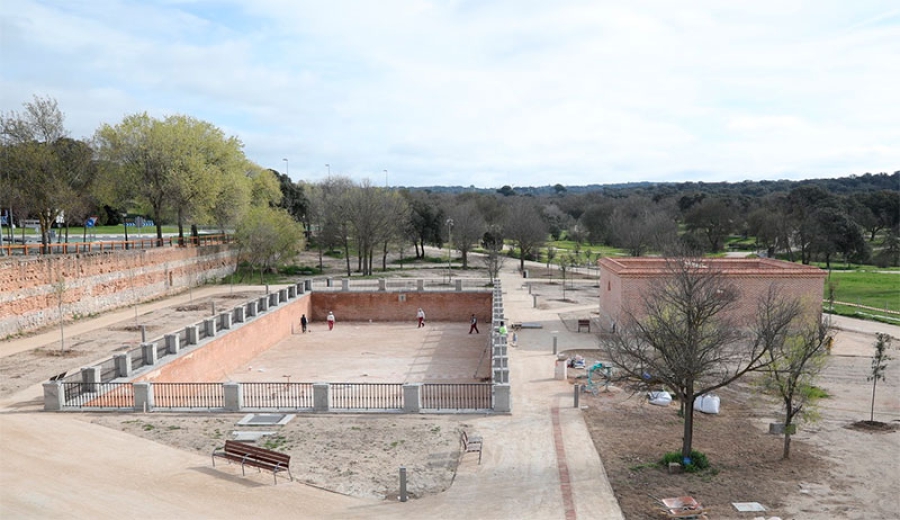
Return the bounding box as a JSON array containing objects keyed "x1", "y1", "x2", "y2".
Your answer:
[
  {"x1": 493, "y1": 384, "x2": 511, "y2": 413},
  {"x1": 81, "y1": 366, "x2": 101, "y2": 393},
  {"x1": 313, "y1": 383, "x2": 330, "y2": 412},
  {"x1": 378, "y1": 279, "x2": 387, "y2": 292},
  {"x1": 416, "y1": 279, "x2": 424, "y2": 292},
  {"x1": 326, "y1": 277, "x2": 333, "y2": 288},
  {"x1": 288, "y1": 285, "x2": 297, "y2": 298},
  {"x1": 223, "y1": 382, "x2": 242, "y2": 412},
  {"x1": 247, "y1": 301, "x2": 257, "y2": 317},
  {"x1": 492, "y1": 367, "x2": 509, "y2": 384},
  {"x1": 279, "y1": 288, "x2": 288, "y2": 303},
  {"x1": 141, "y1": 342, "x2": 158, "y2": 366},
  {"x1": 259, "y1": 296, "x2": 268, "y2": 312},
  {"x1": 233, "y1": 306, "x2": 245, "y2": 324},
  {"x1": 304, "y1": 279, "x2": 312, "y2": 292},
  {"x1": 186, "y1": 325, "x2": 200, "y2": 345},
  {"x1": 133, "y1": 382, "x2": 153, "y2": 412},
  {"x1": 341, "y1": 278, "x2": 349, "y2": 291},
  {"x1": 43, "y1": 381, "x2": 65, "y2": 411},
  {"x1": 455, "y1": 279, "x2": 463, "y2": 291},
  {"x1": 204, "y1": 318, "x2": 216, "y2": 338},
  {"x1": 403, "y1": 383, "x2": 422, "y2": 413},
  {"x1": 114, "y1": 353, "x2": 132, "y2": 378},
  {"x1": 165, "y1": 333, "x2": 180, "y2": 355},
  {"x1": 220, "y1": 312, "x2": 232, "y2": 330}
]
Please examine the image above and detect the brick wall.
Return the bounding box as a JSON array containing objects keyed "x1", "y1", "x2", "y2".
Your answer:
[
  {"x1": 310, "y1": 292, "x2": 492, "y2": 324},
  {"x1": 134, "y1": 294, "x2": 310, "y2": 384},
  {"x1": 0, "y1": 245, "x2": 237, "y2": 337},
  {"x1": 598, "y1": 258, "x2": 826, "y2": 330}
]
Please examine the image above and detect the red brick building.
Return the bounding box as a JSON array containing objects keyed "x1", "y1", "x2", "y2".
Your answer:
[{"x1": 597, "y1": 257, "x2": 827, "y2": 331}]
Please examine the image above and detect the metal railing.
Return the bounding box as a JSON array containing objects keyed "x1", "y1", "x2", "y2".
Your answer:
[
  {"x1": 422, "y1": 383, "x2": 492, "y2": 410},
  {"x1": 0, "y1": 234, "x2": 234, "y2": 256},
  {"x1": 330, "y1": 383, "x2": 403, "y2": 410},
  {"x1": 243, "y1": 382, "x2": 315, "y2": 409},
  {"x1": 153, "y1": 383, "x2": 224, "y2": 410},
  {"x1": 309, "y1": 277, "x2": 495, "y2": 292},
  {"x1": 62, "y1": 382, "x2": 134, "y2": 408}
]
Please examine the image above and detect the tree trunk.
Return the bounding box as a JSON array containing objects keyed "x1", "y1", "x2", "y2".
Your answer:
[
  {"x1": 682, "y1": 392, "x2": 695, "y2": 460},
  {"x1": 871, "y1": 378, "x2": 878, "y2": 422},
  {"x1": 782, "y1": 403, "x2": 795, "y2": 459},
  {"x1": 462, "y1": 250, "x2": 468, "y2": 268}
]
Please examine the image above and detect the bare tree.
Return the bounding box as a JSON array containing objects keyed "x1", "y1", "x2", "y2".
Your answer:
[
  {"x1": 448, "y1": 200, "x2": 485, "y2": 268},
  {"x1": 504, "y1": 198, "x2": 547, "y2": 273},
  {"x1": 868, "y1": 333, "x2": 893, "y2": 423},
  {"x1": 603, "y1": 258, "x2": 788, "y2": 460},
  {"x1": 480, "y1": 224, "x2": 506, "y2": 283}
]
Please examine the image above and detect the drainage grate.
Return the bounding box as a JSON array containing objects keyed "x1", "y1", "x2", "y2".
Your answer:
[{"x1": 236, "y1": 413, "x2": 295, "y2": 426}]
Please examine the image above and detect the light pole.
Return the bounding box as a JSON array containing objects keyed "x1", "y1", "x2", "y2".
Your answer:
[
  {"x1": 384, "y1": 169, "x2": 388, "y2": 188},
  {"x1": 283, "y1": 158, "x2": 289, "y2": 177},
  {"x1": 326, "y1": 163, "x2": 330, "y2": 176},
  {"x1": 446, "y1": 218, "x2": 454, "y2": 282}
]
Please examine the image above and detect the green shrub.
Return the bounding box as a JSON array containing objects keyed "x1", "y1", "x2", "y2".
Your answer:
[{"x1": 661, "y1": 449, "x2": 710, "y2": 473}]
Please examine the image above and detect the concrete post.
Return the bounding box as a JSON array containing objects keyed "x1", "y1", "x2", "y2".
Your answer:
[
  {"x1": 326, "y1": 277, "x2": 333, "y2": 288},
  {"x1": 552, "y1": 334, "x2": 558, "y2": 355},
  {"x1": 341, "y1": 278, "x2": 349, "y2": 291},
  {"x1": 313, "y1": 383, "x2": 330, "y2": 412},
  {"x1": 399, "y1": 466, "x2": 408, "y2": 502},
  {"x1": 141, "y1": 342, "x2": 158, "y2": 366},
  {"x1": 455, "y1": 279, "x2": 463, "y2": 291},
  {"x1": 288, "y1": 285, "x2": 297, "y2": 298},
  {"x1": 133, "y1": 382, "x2": 153, "y2": 412},
  {"x1": 492, "y1": 367, "x2": 509, "y2": 384},
  {"x1": 81, "y1": 366, "x2": 101, "y2": 393},
  {"x1": 220, "y1": 312, "x2": 232, "y2": 330},
  {"x1": 304, "y1": 279, "x2": 312, "y2": 292},
  {"x1": 378, "y1": 279, "x2": 387, "y2": 291},
  {"x1": 402, "y1": 383, "x2": 422, "y2": 413},
  {"x1": 204, "y1": 318, "x2": 216, "y2": 338},
  {"x1": 185, "y1": 325, "x2": 200, "y2": 345},
  {"x1": 493, "y1": 384, "x2": 511, "y2": 412},
  {"x1": 165, "y1": 333, "x2": 180, "y2": 355},
  {"x1": 279, "y1": 288, "x2": 288, "y2": 303},
  {"x1": 247, "y1": 301, "x2": 257, "y2": 317},
  {"x1": 233, "y1": 306, "x2": 245, "y2": 324},
  {"x1": 223, "y1": 382, "x2": 242, "y2": 412},
  {"x1": 492, "y1": 356, "x2": 508, "y2": 369},
  {"x1": 259, "y1": 296, "x2": 268, "y2": 312},
  {"x1": 268, "y1": 293, "x2": 278, "y2": 307},
  {"x1": 416, "y1": 279, "x2": 424, "y2": 291},
  {"x1": 114, "y1": 353, "x2": 132, "y2": 378},
  {"x1": 493, "y1": 344, "x2": 507, "y2": 357},
  {"x1": 43, "y1": 382, "x2": 65, "y2": 411}
]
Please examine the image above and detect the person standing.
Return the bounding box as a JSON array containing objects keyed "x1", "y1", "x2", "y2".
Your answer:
[
  {"x1": 498, "y1": 321, "x2": 507, "y2": 336},
  {"x1": 469, "y1": 314, "x2": 479, "y2": 334},
  {"x1": 300, "y1": 314, "x2": 308, "y2": 333},
  {"x1": 416, "y1": 308, "x2": 426, "y2": 328},
  {"x1": 326, "y1": 311, "x2": 335, "y2": 331}
]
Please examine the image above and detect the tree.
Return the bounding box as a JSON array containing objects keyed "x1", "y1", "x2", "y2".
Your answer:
[
  {"x1": 758, "y1": 288, "x2": 831, "y2": 459},
  {"x1": 448, "y1": 200, "x2": 485, "y2": 268},
  {"x1": 809, "y1": 206, "x2": 868, "y2": 268},
  {"x1": 1, "y1": 96, "x2": 95, "y2": 251},
  {"x1": 608, "y1": 196, "x2": 678, "y2": 256},
  {"x1": 504, "y1": 198, "x2": 548, "y2": 272},
  {"x1": 405, "y1": 191, "x2": 444, "y2": 259},
  {"x1": 480, "y1": 224, "x2": 506, "y2": 282},
  {"x1": 234, "y1": 206, "x2": 304, "y2": 283},
  {"x1": 868, "y1": 333, "x2": 893, "y2": 423},
  {"x1": 683, "y1": 197, "x2": 734, "y2": 252},
  {"x1": 603, "y1": 258, "x2": 791, "y2": 460},
  {"x1": 94, "y1": 113, "x2": 248, "y2": 245}
]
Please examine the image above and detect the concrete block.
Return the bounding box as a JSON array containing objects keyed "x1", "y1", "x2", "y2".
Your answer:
[
  {"x1": 133, "y1": 382, "x2": 153, "y2": 412},
  {"x1": 247, "y1": 301, "x2": 258, "y2": 317},
  {"x1": 493, "y1": 384, "x2": 511, "y2": 412},
  {"x1": 224, "y1": 382, "x2": 242, "y2": 412},
  {"x1": 668, "y1": 462, "x2": 683, "y2": 474},
  {"x1": 403, "y1": 383, "x2": 422, "y2": 413},
  {"x1": 220, "y1": 312, "x2": 232, "y2": 330},
  {"x1": 43, "y1": 382, "x2": 65, "y2": 411},
  {"x1": 455, "y1": 279, "x2": 462, "y2": 291},
  {"x1": 313, "y1": 383, "x2": 330, "y2": 412},
  {"x1": 204, "y1": 318, "x2": 216, "y2": 338},
  {"x1": 186, "y1": 325, "x2": 200, "y2": 345},
  {"x1": 233, "y1": 306, "x2": 245, "y2": 323},
  {"x1": 141, "y1": 342, "x2": 158, "y2": 366},
  {"x1": 114, "y1": 353, "x2": 132, "y2": 378},
  {"x1": 81, "y1": 366, "x2": 101, "y2": 391},
  {"x1": 378, "y1": 279, "x2": 387, "y2": 292},
  {"x1": 417, "y1": 279, "x2": 424, "y2": 291},
  {"x1": 165, "y1": 333, "x2": 180, "y2": 355},
  {"x1": 341, "y1": 278, "x2": 349, "y2": 291}
]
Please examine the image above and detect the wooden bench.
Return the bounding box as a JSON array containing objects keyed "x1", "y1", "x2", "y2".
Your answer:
[
  {"x1": 212, "y1": 440, "x2": 293, "y2": 484},
  {"x1": 460, "y1": 430, "x2": 483, "y2": 464},
  {"x1": 577, "y1": 319, "x2": 591, "y2": 332}
]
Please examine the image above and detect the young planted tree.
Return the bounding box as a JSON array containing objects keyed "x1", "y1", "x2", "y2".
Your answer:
[
  {"x1": 758, "y1": 287, "x2": 832, "y2": 458},
  {"x1": 868, "y1": 333, "x2": 893, "y2": 423},
  {"x1": 603, "y1": 258, "x2": 795, "y2": 460}
]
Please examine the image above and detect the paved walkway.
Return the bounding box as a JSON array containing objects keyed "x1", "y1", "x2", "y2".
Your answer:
[{"x1": 0, "y1": 269, "x2": 623, "y2": 519}]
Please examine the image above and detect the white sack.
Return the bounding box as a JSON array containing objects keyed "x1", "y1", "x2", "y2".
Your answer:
[
  {"x1": 694, "y1": 393, "x2": 720, "y2": 414},
  {"x1": 648, "y1": 391, "x2": 672, "y2": 406}
]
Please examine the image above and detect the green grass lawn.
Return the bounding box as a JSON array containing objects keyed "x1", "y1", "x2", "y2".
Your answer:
[{"x1": 823, "y1": 268, "x2": 900, "y2": 324}]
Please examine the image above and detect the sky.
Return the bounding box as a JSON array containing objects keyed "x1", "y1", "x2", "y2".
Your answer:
[{"x1": 1, "y1": 1, "x2": 899, "y2": 188}]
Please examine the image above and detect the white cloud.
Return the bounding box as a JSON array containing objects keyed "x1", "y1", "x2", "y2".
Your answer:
[{"x1": 1, "y1": 0, "x2": 898, "y2": 187}]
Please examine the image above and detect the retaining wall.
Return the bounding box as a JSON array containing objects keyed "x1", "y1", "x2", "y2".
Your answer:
[
  {"x1": 0, "y1": 245, "x2": 237, "y2": 337},
  {"x1": 310, "y1": 292, "x2": 492, "y2": 323}
]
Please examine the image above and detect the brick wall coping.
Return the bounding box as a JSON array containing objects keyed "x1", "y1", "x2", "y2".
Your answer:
[{"x1": 597, "y1": 257, "x2": 826, "y2": 279}]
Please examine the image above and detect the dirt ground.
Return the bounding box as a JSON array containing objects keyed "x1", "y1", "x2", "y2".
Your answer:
[{"x1": 2, "y1": 252, "x2": 898, "y2": 518}]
